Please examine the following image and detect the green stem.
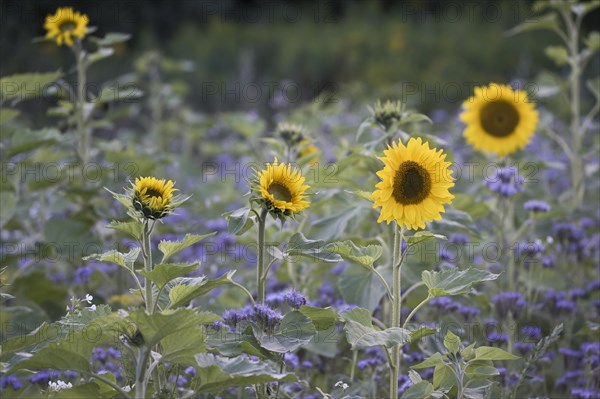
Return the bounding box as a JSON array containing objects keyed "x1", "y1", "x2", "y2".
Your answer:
[
  {"x1": 74, "y1": 41, "x2": 89, "y2": 165},
  {"x1": 390, "y1": 223, "x2": 405, "y2": 399},
  {"x1": 256, "y1": 209, "x2": 268, "y2": 303},
  {"x1": 373, "y1": 266, "x2": 393, "y2": 302},
  {"x1": 134, "y1": 347, "x2": 151, "y2": 399},
  {"x1": 142, "y1": 220, "x2": 154, "y2": 314},
  {"x1": 402, "y1": 295, "x2": 431, "y2": 329},
  {"x1": 82, "y1": 371, "x2": 132, "y2": 399}
]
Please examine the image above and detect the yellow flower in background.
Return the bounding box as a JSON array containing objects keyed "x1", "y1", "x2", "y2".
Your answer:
[
  {"x1": 371, "y1": 137, "x2": 454, "y2": 230},
  {"x1": 132, "y1": 177, "x2": 176, "y2": 219},
  {"x1": 298, "y1": 139, "x2": 320, "y2": 166},
  {"x1": 44, "y1": 7, "x2": 89, "y2": 46},
  {"x1": 258, "y1": 158, "x2": 310, "y2": 216},
  {"x1": 460, "y1": 83, "x2": 538, "y2": 157}
]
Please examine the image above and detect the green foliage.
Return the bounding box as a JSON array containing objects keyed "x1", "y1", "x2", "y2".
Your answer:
[
  {"x1": 408, "y1": 331, "x2": 519, "y2": 398},
  {"x1": 192, "y1": 354, "x2": 297, "y2": 395},
  {"x1": 341, "y1": 307, "x2": 410, "y2": 350},
  {"x1": 168, "y1": 271, "x2": 236, "y2": 308},
  {"x1": 158, "y1": 232, "x2": 216, "y2": 262},
  {"x1": 422, "y1": 267, "x2": 500, "y2": 298}
]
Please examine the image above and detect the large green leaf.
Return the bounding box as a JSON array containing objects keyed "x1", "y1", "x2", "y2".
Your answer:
[
  {"x1": 474, "y1": 346, "x2": 519, "y2": 361},
  {"x1": 298, "y1": 305, "x2": 338, "y2": 331},
  {"x1": 140, "y1": 262, "x2": 199, "y2": 289},
  {"x1": 168, "y1": 271, "x2": 236, "y2": 308},
  {"x1": 344, "y1": 321, "x2": 410, "y2": 350},
  {"x1": 327, "y1": 240, "x2": 383, "y2": 267},
  {"x1": 0, "y1": 189, "x2": 17, "y2": 228},
  {"x1": 284, "y1": 232, "x2": 342, "y2": 263},
  {"x1": 160, "y1": 312, "x2": 221, "y2": 365},
  {"x1": 84, "y1": 247, "x2": 141, "y2": 272},
  {"x1": 129, "y1": 308, "x2": 216, "y2": 348},
  {"x1": 207, "y1": 327, "x2": 275, "y2": 360},
  {"x1": 158, "y1": 232, "x2": 216, "y2": 262},
  {"x1": 400, "y1": 381, "x2": 434, "y2": 399},
  {"x1": 0, "y1": 70, "x2": 62, "y2": 102},
  {"x1": 341, "y1": 307, "x2": 410, "y2": 350},
  {"x1": 405, "y1": 231, "x2": 447, "y2": 247},
  {"x1": 338, "y1": 264, "x2": 387, "y2": 311},
  {"x1": 224, "y1": 207, "x2": 254, "y2": 236},
  {"x1": 193, "y1": 354, "x2": 297, "y2": 395},
  {"x1": 422, "y1": 267, "x2": 500, "y2": 298},
  {"x1": 107, "y1": 220, "x2": 144, "y2": 241},
  {"x1": 8, "y1": 128, "x2": 62, "y2": 157},
  {"x1": 255, "y1": 311, "x2": 316, "y2": 353},
  {"x1": 9, "y1": 316, "x2": 127, "y2": 373}
]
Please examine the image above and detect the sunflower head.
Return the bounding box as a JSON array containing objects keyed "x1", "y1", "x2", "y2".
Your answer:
[
  {"x1": 460, "y1": 83, "x2": 538, "y2": 157},
  {"x1": 277, "y1": 123, "x2": 307, "y2": 148},
  {"x1": 370, "y1": 100, "x2": 404, "y2": 131},
  {"x1": 371, "y1": 137, "x2": 455, "y2": 230},
  {"x1": 131, "y1": 177, "x2": 177, "y2": 220},
  {"x1": 44, "y1": 7, "x2": 89, "y2": 47},
  {"x1": 254, "y1": 158, "x2": 310, "y2": 221}
]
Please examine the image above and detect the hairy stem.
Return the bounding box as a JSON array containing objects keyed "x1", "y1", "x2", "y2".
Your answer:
[
  {"x1": 390, "y1": 224, "x2": 405, "y2": 399},
  {"x1": 256, "y1": 208, "x2": 268, "y2": 303}
]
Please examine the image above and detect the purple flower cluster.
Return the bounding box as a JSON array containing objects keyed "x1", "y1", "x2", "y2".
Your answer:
[
  {"x1": 357, "y1": 347, "x2": 386, "y2": 369},
  {"x1": 523, "y1": 199, "x2": 551, "y2": 213},
  {"x1": 0, "y1": 375, "x2": 22, "y2": 391},
  {"x1": 484, "y1": 166, "x2": 525, "y2": 197},
  {"x1": 283, "y1": 290, "x2": 307, "y2": 309},
  {"x1": 222, "y1": 304, "x2": 283, "y2": 330},
  {"x1": 29, "y1": 370, "x2": 60, "y2": 385},
  {"x1": 429, "y1": 296, "x2": 480, "y2": 319},
  {"x1": 491, "y1": 291, "x2": 527, "y2": 319},
  {"x1": 90, "y1": 347, "x2": 122, "y2": 380}
]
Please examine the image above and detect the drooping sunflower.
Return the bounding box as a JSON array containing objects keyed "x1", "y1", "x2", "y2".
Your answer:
[
  {"x1": 257, "y1": 158, "x2": 310, "y2": 217},
  {"x1": 131, "y1": 177, "x2": 176, "y2": 220},
  {"x1": 44, "y1": 7, "x2": 89, "y2": 47},
  {"x1": 460, "y1": 83, "x2": 538, "y2": 157},
  {"x1": 371, "y1": 137, "x2": 454, "y2": 230}
]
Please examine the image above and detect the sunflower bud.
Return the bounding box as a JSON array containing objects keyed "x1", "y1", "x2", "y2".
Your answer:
[
  {"x1": 371, "y1": 100, "x2": 404, "y2": 131},
  {"x1": 277, "y1": 123, "x2": 307, "y2": 148}
]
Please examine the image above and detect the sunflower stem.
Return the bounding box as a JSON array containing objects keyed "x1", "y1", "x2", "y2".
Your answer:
[
  {"x1": 73, "y1": 40, "x2": 89, "y2": 166},
  {"x1": 390, "y1": 223, "x2": 405, "y2": 399},
  {"x1": 257, "y1": 208, "x2": 268, "y2": 303},
  {"x1": 142, "y1": 219, "x2": 154, "y2": 314}
]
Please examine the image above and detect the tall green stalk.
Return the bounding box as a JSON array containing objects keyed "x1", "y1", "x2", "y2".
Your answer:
[
  {"x1": 389, "y1": 223, "x2": 405, "y2": 399},
  {"x1": 142, "y1": 219, "x2": 155, "y2": 314},
  {"x1": 73, "y1": 40, "x2": 89, "y2": 165},
  {"x1": 256, "y1": 208, "x2": 268, "y2": 303}
]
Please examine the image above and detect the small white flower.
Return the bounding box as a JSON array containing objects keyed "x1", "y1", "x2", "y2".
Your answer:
[
  {"x1": 48, "y1": 380, "x2": 73, "y2": 392},
  {"x1": 334, "y1": 381, "x2": 349, "y2": 391},
  {"x1": 87, "y1": 304, "x2": 97, "y2": 311},
  {"x1": 85, "y1": 294, "x2": 93, "y2": 304},
  {"x1": 122, "y1": 385, "x2": 132, "y2": 392}
]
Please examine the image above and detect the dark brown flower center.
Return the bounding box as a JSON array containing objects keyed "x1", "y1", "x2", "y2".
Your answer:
[
  {"x1": 145, "y1": 189, "x2": 163, "y2": 198},
  {"x1": 59, "y1": 21, "x2": 77, "y2": 32},
  {"x1": 392, "y1": 161, "x2": 432, "y2": 205},
  {"x1": 268, "y1": 182, "x2": 293, "y2": 202},
  {"x1": 480, "y1": 100, "x2": 520, "y2": 137}
]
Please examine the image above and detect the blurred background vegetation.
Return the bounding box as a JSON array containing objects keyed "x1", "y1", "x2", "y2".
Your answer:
[{"x1": 3, "y1": 0, "x2": 599, "y2": 122}]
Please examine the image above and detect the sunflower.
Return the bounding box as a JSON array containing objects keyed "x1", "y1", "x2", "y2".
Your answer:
[
  {"x1": 44, "y1": 7, "x2": 89, "y2": 47},
  {"x1": 460, "y1": 83, "x2": 538, "y2": 157},
  {"x1": 257, "y1": 158, "x2": 310, "y2": 217},
  {"x1": 371, "y1": 137, "x2": 454, "y2": 230},
  {"x1": 131, "y1": 177, "x2": 176, "y2": 220}
]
